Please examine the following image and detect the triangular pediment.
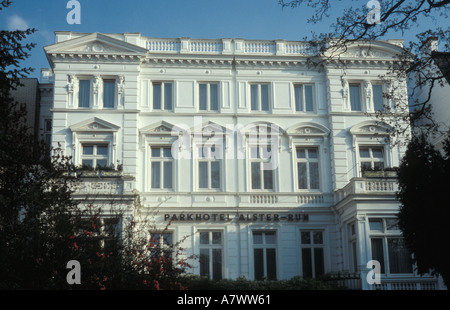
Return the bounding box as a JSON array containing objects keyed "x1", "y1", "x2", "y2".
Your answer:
[
  {"x1": 191, "y1": 121, "x2": 231, "y2": 135},
  {"x1": 70, "y1": 117, "x2": 120, "y2": 132},
  {"x1": 140, "y1": 121, "x2": 175, "y2": 135},
  {"x1": 45, "y1": 32, "x2": 148, "y2": 55}
]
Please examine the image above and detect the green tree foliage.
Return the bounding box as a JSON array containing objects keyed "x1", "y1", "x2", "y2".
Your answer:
[
  {"x1": 396, "y1": 134, "x2": 450, "y2": 287},
  {"x1": 0, "y1": 1, "x2": 190, "y2": 289}
]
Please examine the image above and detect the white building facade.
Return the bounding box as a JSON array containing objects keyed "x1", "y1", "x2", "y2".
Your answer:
[{"x1": 43, "y1": 32, "x2": 444, "y2": 290}]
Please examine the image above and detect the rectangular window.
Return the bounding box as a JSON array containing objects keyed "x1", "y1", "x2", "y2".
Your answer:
[
  {"x1": 150, "y1": 232, "x2": 173, "y2": 259},
  {"x1": 250, "y1": 84, "x2": 270, "y2": 111},
  {"x1": 372, "y1": 84, "x2": 384, "y2": 111},
  {"x1": 199, "y1": 231, "x2": 223, "y2": 280},
  {"x1": 81, "y1": 144, "x2": 109, "y2": 168},
  {"x1": 250, "y1": 146, "x2": 274, "y2": 190},
  {"x1": 198, "y1": 146, "x2": 221, "y2": 190},
  {"x1": 369, "y1": 218, "x2": 413, "y2": 274},
  {"x1": 153, "y1": 82, "x2": 173, "y2": 110},
  {"x1": 360, "y1": 146, "x2": 385, "y2": 171},
  {"x1": 151, "y1": 147, "x2": 173, "y2": 189},
  {"x1": 78, "y1": 80, "x2": 90, "y2": 108},
  {"x1": 294, "y1": 84, "x2": 314, "y2": 112},
  {"x1": 103, "y1": 79, "x2": 115, "y2": 108},
  {"x1": 44, "y1": 119, "x2": 52, "y2": 147},
  {"x1": 296, "y1": 148, "x2": 320, "y2": 190},
  {"x1": 199, "y1": 83, "x2": 219, "y2": 111},
  {"x1": 253, "y1": 231, "x2": 277, "y2": 280},
  {"x1": 349, "y1": 84, "x2": 362, "y2": 111},
  {"x1": 301, "y1": 231, "x2": 325, "y2": 278}
]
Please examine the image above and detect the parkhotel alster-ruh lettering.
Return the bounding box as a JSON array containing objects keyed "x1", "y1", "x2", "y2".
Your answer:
[{"x1": 164, "y1": 213, "x2": 309, "y2": 222}]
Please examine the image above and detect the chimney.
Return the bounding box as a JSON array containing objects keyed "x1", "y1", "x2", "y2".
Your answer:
[{"x1": 420, "y1": 37, "x2": 438, "y2": 55}]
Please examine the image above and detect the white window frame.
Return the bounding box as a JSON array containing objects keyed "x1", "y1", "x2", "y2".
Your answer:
[
  {"x1": 300, "y1": 230, "x2": 325, "y2": 278},
  {"x1": 371, "y1": 82, "x2": 385, "y2": 112},
  {"x1": 102, "y1": 78, "x2": 116, "y2": 109},
  {"x1": 252, "y1": 230, "x2": 278, "y2": 280},
  {"x1": 150, "y1": 146, "x2": 174, "y2": 190},
  {"x1": 152, "y1": 81, "x2": 173, "y2": 111},
  {"x1": 368, "y1": 218, "x2": 414, "y2": 275},
  {"x1": 77, "y1": 78, "x2": 91, "y2": 108},
  {"x1": 296, "y1": 147, "x2": 321, "y2": 191},
  {"x1": 198, "y1": 82, "x2": 220, "y2": 112},
  {"x1": 359, "y1": 145, "x2": 386, "y2": 171},
  {"x1": 250, "y1": 83, "x2": 271, "y2": 112},
  {"x1": 80, "y1": 143, "x2": 110, "y2": 169},
  {"x1": 199, "y1": 230, "x2": 224, "y2": 281},
  {"x1": 196, "y1": 144, "x2": 222, "y2": 191},
  {"x1": 293, "y1": 83, "x2": 315, "y2": 112},
  {"x1": 349, "y1": 82, "x2": 363, "y2": 112}
]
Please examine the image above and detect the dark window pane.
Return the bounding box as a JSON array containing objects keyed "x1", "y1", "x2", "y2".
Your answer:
[
  {"x1": 79, "y1": 80, "x2": 90, "y2": 108},
  {"x1": 163, "y1": 162, "x2": 172, "y2": 189},
  {"x1": 253, "y1": 232, "x2": 263, "y2": 244},
  {"x1": 261, "y1": 84, "x2": 269, "y2": 111},
  {"x1": 199, "y1": 84, "x2": 207, "y2": 110},
  {"x1": 251, "y1": 162, "x2": 261, "y2": 189},
  {"x1": 294, "y1": 85, "x2": 303, "y2": 111},
  {"x1": 164, "y1": 83, "x2": 172, "y2": 110},
  {"x1": 265, "y1": 232, "x2": 276, "y2": 244},
  {"x1": 373, "y1": 84, "x2": 384, "y2": 111},
  {"x1": 314, "y1": 248, "x2": 325, "y2": 277},
  {"x1": 304, "y1": 85, "x2": 313, "y2": 111},
  {"x1": 82, "y1": 159, "x2": 93, "y2": 167},
  {"x1": 151, "y1": 162, "x2": 161, "y2": 188},
  {"x1": 212, "y1": 249, "x2": 222, "y2": 280},
  {"x1": 96, "y1": 159, "x2": 107, "y2": 167},
  {"x1": 309, "y1": 162, "x2": 320, "y2": 189},
  {"x1": 211, "y1": 161, "x2": 220, "y2": 189},
  {"x1": 298, "y1": 163, "x2": 307, "y2": 189},
  {"x1": 301, "y1": 232, "x2": 311, "y2": 244},
  {"x1": 200, "y1": 232, "x2": 209, "y2": 244},
  {"x1": 302, "y1": 248, "x2": 312, "y2": 278},
  {"x1": 313, "y1": 231, "x2": 323, "y2": 244},
  {"x1": 210, "y1": 84, "x2": 219, "y2": 111},
  {"x1": 96, "y1": 145, "x2": 108, "y2": 156},
  {"x1": 263, "y1": 169, "x2": 273, "y2": 190},
  {"x1": 200, "y1": 249, "x2": 210, "y2": 277},
  {"x1": 83, "y1": 145, "x2": 93, "y2": 155},
  {"x1": 163, "y1": 148, "x2": 172, "y2": 158},
  {"x1": 388, "y1": 238, "x2": 413, "y2": 274},
  {"x1": 371, "y1": 238, "x2": 385, "y2": 274},
  {"x1": 151, "y1": 148, "x2": 161, "y2": 158},
  {"x1": 350, "y1": 84, "x2": 361, "y2": 111},
  {"x1": 251, "y1": 85, "x2": 258, "y2": 111},
  {"x1": 212, "y1": 232, "x2": 222, "y2": 245},
  {"x1": 266, "y1": 248, "x2": 277, "y2": 280},
  {"x1": 199, "y1": 162, "x2": 208, "y2": 188},
  {"x1": 103, "y1": 80, "x2": 115, "y2": 108},
  {"x1": 153, "y1": 83, "x2": 162, "y2": 109},
  {"x1": 254, "y1": 248, "x2": 264, "y2": 280}
]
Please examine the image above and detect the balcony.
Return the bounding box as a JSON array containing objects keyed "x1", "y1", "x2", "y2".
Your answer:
[{"x1": 335, "y1": 177, "x2": 399, "y2": 202}]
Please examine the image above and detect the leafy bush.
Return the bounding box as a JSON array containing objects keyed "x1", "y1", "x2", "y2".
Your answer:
[{"x1": 181, "y1": 275, "x2": 340, "y2": 290}]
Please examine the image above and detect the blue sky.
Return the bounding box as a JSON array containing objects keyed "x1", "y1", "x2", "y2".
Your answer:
[{"x1": 1, "y1": 0, "x2": 447, "y2": 79}]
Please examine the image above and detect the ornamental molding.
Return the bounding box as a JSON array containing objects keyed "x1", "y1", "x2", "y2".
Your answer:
[{"x1": 69, "y1": 117, "x2": 120, "y2": 132}]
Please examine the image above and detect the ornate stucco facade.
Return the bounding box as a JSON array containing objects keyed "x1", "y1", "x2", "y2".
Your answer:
[{"x1": 42, "y1": 31, "x2": 444, "y2": 290}]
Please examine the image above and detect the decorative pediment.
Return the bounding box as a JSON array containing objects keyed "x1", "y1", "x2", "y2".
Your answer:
[
  {"x1": 287, "y1": 122, "x2": 330, "y2": 137},
  {"x1": 349, "y1": 121, "x2": 392, "y2": 136},
  {"x1": 326, "y1": 40, "x2": 407, "y2": 61},
  {"x1": 140, "y1": 121, "x2": 175, "y2": 135},
  {"x1": 191, "y1": 121, "x2": 231, "y2": 136},
  {"x1": 45, "y1": 32, "x2": 148, "y2": 55},
  {"x1": 69, "y1": 117, "x2": 120, "y2": 132}
]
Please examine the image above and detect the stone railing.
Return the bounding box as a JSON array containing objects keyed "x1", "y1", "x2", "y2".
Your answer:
[
  {"x1": 145, "y1": 38, "x2": 317, "y2": 56},
  {"x1": 335, "y1": 177, "x2": 398, "y2": 202},
  {"x1": 374, "y1": 279, "x2": 438, "y2": 290}
]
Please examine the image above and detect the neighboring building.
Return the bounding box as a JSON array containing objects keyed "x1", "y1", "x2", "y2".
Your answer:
[
  {"x1": 41, "y1": 31, "x2": 445, "y2": 290},
  {"x1": 409, "y1": 37, "x2": 450, "y2": 150}
]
